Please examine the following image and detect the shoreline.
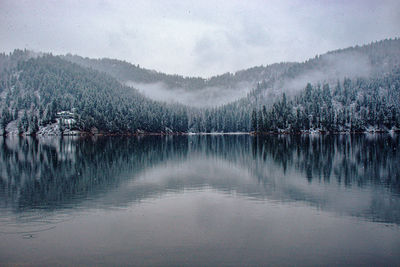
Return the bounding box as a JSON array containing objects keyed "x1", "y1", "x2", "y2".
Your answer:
[{"x1": 1, "y1": 130, "x2": 399, "y2": 137}]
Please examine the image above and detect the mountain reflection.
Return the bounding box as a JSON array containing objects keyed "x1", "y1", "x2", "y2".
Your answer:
[{"x1": 0, "y1": 134, "x2": 399, "y2": 224}]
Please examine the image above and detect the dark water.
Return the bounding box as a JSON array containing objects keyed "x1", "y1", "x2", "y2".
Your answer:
[{"x1": 0, "y1": 135, "x2": 400, "y2": 266}]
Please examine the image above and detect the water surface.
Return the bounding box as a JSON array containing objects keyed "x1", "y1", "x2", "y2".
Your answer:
[{"x1": 0, "y1": 135, "x2": 399, "y2": 266}]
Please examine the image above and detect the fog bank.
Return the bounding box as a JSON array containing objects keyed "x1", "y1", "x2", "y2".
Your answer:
[{"x1": 126, "y1": 81, "x2": 253, "y2": 107}]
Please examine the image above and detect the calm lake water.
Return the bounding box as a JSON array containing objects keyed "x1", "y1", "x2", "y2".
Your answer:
[{"x1": 0, "y1": 135, "x2": 400, "y2": 266}]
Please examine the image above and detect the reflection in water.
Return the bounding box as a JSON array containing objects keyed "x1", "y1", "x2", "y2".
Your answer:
[
  {"x1": 0, "y1": 135, "x2": 399, "y2": 223},
  {"x1": 0, "y1": 135, "x2": 400, "y2": 266},
  {"x1": 0, "y1": 136, "x2": 188, "y2": 211}
]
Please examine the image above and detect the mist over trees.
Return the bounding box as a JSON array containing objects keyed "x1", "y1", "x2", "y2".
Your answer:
[
  {"x1": 0, "y1": 38, "x2": 400, "y2": 135},
  {"x1": 63, "y1": 54, "x2": 294, "y2": 91},
  {"x1": 64, "y1": 54, "x2": 295, "y2": 107}
]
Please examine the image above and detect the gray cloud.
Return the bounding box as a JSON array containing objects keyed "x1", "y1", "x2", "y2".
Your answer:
[{"x1": 1, "y1": 0, "x2": 399, "y2": 77}]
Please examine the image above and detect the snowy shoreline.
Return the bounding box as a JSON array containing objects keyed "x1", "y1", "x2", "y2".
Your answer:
[{"x1": 1, "y1": 129, "x2": 399, "y2": 137}]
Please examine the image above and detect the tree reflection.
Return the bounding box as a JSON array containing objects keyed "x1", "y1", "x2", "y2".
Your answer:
[
  {"x1": 0, "y1": 136, "x2": 189, "y2": 210},
  {"x1": 251, "y1": 134, "x2": 400, "y2": 190},
  {"x1": 0, "y1": 134, "x2": 399, "y2": 224}
]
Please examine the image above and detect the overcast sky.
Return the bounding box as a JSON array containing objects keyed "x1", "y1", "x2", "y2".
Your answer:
[{"x1": 1, "y1": 0, "x2": 399, "y2": 77}]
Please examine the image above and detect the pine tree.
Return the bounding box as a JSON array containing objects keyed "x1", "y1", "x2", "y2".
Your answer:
[{"x1": 251, "y1": 109, "x2": 257, "y2": 132}]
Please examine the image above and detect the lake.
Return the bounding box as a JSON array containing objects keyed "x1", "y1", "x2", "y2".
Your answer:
[{"x1": 0, "y1": 135, "x2": 400, "y2": 266}]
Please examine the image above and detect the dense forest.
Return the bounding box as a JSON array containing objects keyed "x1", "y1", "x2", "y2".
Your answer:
[
  {"x1": 250, "y1": 70, "x2": 400, "y2": 133},
  {"x1": 0, "y1": 52, "x2": 190, "y2": 135},
  {"x1": 0, "y1": 38, "x2": 399, "y2": 135}
]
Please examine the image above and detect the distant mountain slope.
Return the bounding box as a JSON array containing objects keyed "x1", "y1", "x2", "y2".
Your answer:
[
  {"x1": 63, "y1": 54, "x2": 295, "y2": 107},
  {"x1": 63, "y1": 54, "x2": 295, "y2": 90},
  {"x1": 273, "y1": 38, "x2": 400, "y2": 91}
]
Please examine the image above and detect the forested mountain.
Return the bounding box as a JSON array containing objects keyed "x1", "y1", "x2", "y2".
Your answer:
[
  {"x1": 0, "y1": 51, "x2": 189, "y2": 135},
  {"x1": 189, "y1": 38, "x2": 400, "y2": 132},
  {"x1": 0, "y1": 38, "x2": 399, "y2": 135}
]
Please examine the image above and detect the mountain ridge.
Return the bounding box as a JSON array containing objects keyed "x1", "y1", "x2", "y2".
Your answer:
[{"x1": 62, "y1": 38, "x2": 400, "y2": 107}]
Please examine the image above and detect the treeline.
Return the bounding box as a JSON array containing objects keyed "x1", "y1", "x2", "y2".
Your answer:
[{"x1": 251, "y1": 68, "x2": 400, "y2": 133}]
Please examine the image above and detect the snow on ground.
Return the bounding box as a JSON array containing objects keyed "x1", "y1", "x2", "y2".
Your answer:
[
  {"x1": 36, "y1": 123, "x2": 62, "y2": 136},
  {"x1": 5, "y1": 121, "x2": 19, "y2": 135}
]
